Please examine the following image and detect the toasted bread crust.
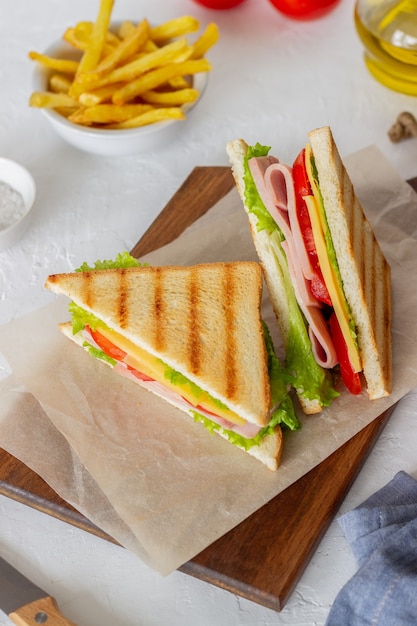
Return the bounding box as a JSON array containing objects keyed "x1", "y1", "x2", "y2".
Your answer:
[{"x1": 308, "y1": 126, "x2": 392, "y2": 398}]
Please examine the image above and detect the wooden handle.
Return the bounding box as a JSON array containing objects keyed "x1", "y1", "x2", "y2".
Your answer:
[{"x1": 9, "y1": 595, "x2": 77, "y2": 625}]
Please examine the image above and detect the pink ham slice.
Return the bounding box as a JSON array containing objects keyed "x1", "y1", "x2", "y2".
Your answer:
[
  {"x1": 114, "y1": 361, "x2": 263, "y2": 439},
  {"x1": 249, "y1": 157, "x2": 338, "y2": 369}
]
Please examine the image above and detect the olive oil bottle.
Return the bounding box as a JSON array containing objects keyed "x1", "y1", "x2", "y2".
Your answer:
[{"x1": 354, "y1": 0, "x2": 417, "y2": 95}]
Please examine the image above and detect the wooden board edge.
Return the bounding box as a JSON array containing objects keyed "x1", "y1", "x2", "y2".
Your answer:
[{"x1": 130, "y1": 166, "x2": 235, "y2": 259}]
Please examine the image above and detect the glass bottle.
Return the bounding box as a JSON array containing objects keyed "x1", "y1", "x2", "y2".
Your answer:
[{"x1": 354, "y1": 0, "x2": 417, "y2": 95}]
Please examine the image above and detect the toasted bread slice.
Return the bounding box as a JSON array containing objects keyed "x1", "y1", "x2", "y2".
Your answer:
[
  {"x1": 47, "y1": 262, "x2": 285, "y2": 470},
  {"x1": 46, "y1": 262, "x2": 270, "y2": 426},
  {"x1": 308, "y1": 126, "x2": 392, "y2": 399},
  {"x1": 227, "y1": 138, "x2": 323, "y2": 414}
]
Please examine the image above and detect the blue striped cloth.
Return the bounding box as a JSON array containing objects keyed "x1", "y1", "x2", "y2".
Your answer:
[{"x1": 326, "y1": 471, "x2": 417, "y2": 625}]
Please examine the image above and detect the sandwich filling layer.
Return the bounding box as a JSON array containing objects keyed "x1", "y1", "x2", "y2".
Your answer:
[
  {"x1": 245, "y1": 142, "x2": 362, "y2": 395},
  {"x1": 71, "y1": 312, "x2": 299, "y2": 450},
  {"x1": 241, "y1": 143, "x2": 339, "y2": 403}
]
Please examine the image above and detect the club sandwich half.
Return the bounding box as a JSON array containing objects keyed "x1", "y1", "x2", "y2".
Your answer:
[
  {"x1": 45, "y1": 255, "x2": 300, "y2": 471},
  {"x1": 227, "y1": 126, "x2": 392, "y2": 413}
]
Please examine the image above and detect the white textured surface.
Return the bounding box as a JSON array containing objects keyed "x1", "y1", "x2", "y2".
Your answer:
[{"x1": 0, "y1": 0, "x2": 417, "y2": 623}]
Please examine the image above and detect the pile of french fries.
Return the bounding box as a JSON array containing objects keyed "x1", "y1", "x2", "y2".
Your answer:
[{"x1": 28, "y1": 0, "x2": 219, "y2": 130}]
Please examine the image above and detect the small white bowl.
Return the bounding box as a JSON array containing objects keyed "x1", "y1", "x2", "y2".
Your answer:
[
  {"x1": 0, "y1": 159, "x2": 36, "y2": 252},
  {"x1": 32, "y1": 32, "x2": 209, "y2": 157}
]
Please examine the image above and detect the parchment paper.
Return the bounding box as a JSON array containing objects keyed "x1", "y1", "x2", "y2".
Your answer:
[{"x1": 1, "y1": 146, "x2": 417, "y2": 575}]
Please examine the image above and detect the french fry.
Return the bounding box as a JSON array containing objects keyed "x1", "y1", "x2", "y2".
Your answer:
[
  {"x1": 168, "y1": 75, "x2": 191, "y2": 89},
  {"x1": 62, "y1": 22, "x2": 120, "y2": 57},
  {"x1": 107, "y1": 38, "x2": 190, "y2": 84},
  {"x1": 112, "y1": 58, "x2": 211, "y2": 105},
  {"x1": 28, "y1": 5, "x2": 218, "y2": 131},
  {"x1": 73, "y1": 21, "x2": 120, "y2": 47},
  {"x1": 108, "y1": 107, "x2": 185, "y2": 129},
  {"x1": 29, "y1": 91, "x2": 79, "y2": 109},
  {"x1": 78, "y1": 82, "x2": 128, "y2": 106},
  {"x1": 141, "y1": 87, "x2": 199, "y2": 106},
  {"x1": 118, "y1": 20, "x2": 136, "y2": 40},
  {"x1": 150, "y1": 16, "x2": 199, "y2": 45},
  {"x1": 63, "y1": 23, "x2": 118, "y2": 55},
  {"x1": 75, "y1": 38, "x2": 191, "y2": 95},
  {"x1": 143, "y1": 39, "x2": 159, "y2": 53},
  {"x1": 73, "y1": 0, "x2": 114, "y2": 83},
  {"x1": 190, "y1": 23, "x2": 220, "y2": 59},
  {"x1": 80, "y1": 19, "x2": 151, "y2": 83},
  {"x1": 28, "y1": 51, "x2": 78, "y2": 74},
  {"x1": 49, "y1": 74, "x2": 72, "y2": 93},
  {"x1": 63, "y1": 27, "x2": 89, "y2": 51},
  {"x1": 55, "y1": 106, "x2": 80, "y2": 119},
  {"x1": 69, "y1": 103, "x2": 154, "y2": 125},
  {"x1": 141, "y1": 36, "x2": 189, "y2": 89}
]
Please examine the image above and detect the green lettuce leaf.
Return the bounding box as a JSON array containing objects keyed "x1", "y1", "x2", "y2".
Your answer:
[
  {"x1": 82, "y1": 341, "x2": 117, "y2": 366},
  {"x1": 243, "y1": 143, "x2": 283, "y2": 235},
  {"x1": 75, "y1": 251, "x2": 144, "y2": 272},
  {"x1": 192, "y1": 393, "x2": 298, "y2": 452},
  {"x1": 164, "y1": 368, "x2": 229, "y2": 411},
  {"x1": 263, "y1": 321, "x2": 300, "y2": 431}
]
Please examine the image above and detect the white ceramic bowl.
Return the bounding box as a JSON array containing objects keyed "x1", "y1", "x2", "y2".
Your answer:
[
  {"x1": 32, "y1": 32, "x2": 209, "y2": 157},
  {"x1": 0, "y1": 159, "x2": 36, "y2": 252}
]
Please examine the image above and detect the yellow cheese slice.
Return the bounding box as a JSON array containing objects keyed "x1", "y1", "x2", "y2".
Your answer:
[
  {"x1": 97, "y1": 326, "x2": 247, "y2": 426},
  {"x1": 304, "y1": 146, "x2": 362, "y2": 373}
]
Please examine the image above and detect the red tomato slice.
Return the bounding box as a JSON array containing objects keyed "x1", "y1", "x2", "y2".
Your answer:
[
  {"x1": 268, "y1": 0, "x2": 340, "y2": 20},
  {"x1": 329, "y1": 313, "x2": 362, "y2": 395},
  {"x1": 127, "y1": 368, "x2": 155, "y2": 382},
  {"x1": 88, "y1": 326, "x2": 127, "y2": 361},
  {"x1": 292, "y1": 149, "x2": 332, "y2": 306},
  {"x1": 87, "y1": 326, "x2": 155, "y2": 381}
]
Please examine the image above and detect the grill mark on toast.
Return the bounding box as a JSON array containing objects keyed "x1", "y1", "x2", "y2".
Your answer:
[
  {"x1": 154, "y1": 267, "x2": 164, "y2": 351},
  {"x1": 83, "y1": 272, "x2": 93, "y2": 309},
  {"x1": 224, "y1": 264, "x2": 237, "y2": 400},
  {"x1": 118, "y1": 269, "x2": 129, "y2": 329},
  {"x1": 188, "y1": 269, "x2": 201, "y2": 375}
]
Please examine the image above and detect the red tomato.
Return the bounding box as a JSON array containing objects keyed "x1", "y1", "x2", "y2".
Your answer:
[
  {"x1": 192, "y1": 0, "x2": 246, "y2": 8},
  {"x1": 268, "y1": 0, "x2": 340, "y2": 20},
  {"x1": 329, "y1": 314, "x2": 362, "y2": 395},
  {"x1": 88, "y1": 326, "x2": 127, "y2": 361},
  {"x1": 88, "y1": 326, "x2": 154, "y2": 381},
  {"x1": 292, "y1": 149, "x2": 332, "y2": 306}
]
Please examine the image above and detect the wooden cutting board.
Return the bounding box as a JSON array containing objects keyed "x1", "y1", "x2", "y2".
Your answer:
[{"x1": 1, "y1": 167, "x2": 415, "y2": 612}]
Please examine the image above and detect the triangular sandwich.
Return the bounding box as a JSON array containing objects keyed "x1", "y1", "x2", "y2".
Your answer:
[
  {"x1": 45, "y1": 257, "x2": 300, "y2": 470},
  {"x1": 227, "y1": 126, "x2": 392, "y2": 412}
]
